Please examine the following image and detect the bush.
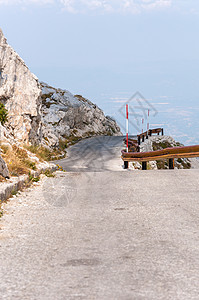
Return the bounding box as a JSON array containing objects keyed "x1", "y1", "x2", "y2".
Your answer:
[
  {"x1": 44, "y1": 170, "x2": 55, "y2": 177},
  {"x1": 0, "y1": 102, "x2": 8, "y2": 125},
  {"x1": 29, "y1": 172, "x2": 40, "y2": 182}
]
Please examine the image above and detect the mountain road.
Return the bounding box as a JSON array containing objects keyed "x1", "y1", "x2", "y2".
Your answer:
[{"x1": 0, "y1": 136, "x2": 199, "y2": 299}]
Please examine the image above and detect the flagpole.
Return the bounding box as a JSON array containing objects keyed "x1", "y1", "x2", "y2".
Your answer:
[{"x1": 126, "y1": 104, "x2": 129, "y2": 152}]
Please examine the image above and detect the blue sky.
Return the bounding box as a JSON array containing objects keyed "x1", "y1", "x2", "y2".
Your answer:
[{"x1": 0, "y1": 0, "x2": 199, "y2": 144}]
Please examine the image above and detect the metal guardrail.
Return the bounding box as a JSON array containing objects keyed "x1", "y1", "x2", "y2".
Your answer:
[
  {"x1": 123, "y1": 138, "x2": 139, "y2": 152},
  {"x1": 122, "y1": 145, "x2": 199, "y2": 170},
  {"x1": 137, "y1": 128, "x2": 164, "y2": 145},
  {"x1": 122, "y1": 127, "x2": 199, "y2": 170},
  {"x1": 124, "y1": 128, "x2": 164, "y2": 152}
]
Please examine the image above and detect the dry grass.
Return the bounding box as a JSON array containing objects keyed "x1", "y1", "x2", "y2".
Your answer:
[
  {"x1": 24, "y1": 144, "x2": 63, "y2": 161},
  {"x1": 1, "y1": 144, "x2": 37, "y2": 176}
]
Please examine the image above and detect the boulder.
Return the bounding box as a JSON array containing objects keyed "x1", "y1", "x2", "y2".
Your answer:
[{"x1": 0, "y1": 154, "x2": 9, "y2": 178}]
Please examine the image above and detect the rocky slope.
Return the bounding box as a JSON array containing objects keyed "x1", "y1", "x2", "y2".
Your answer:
[
  {"x1": 0, "y1": 28, "x2": 121, "y2": 150},
  {"x1": 40, "y1": 82, "x2": 121, "y2": 149},
  {"x1": 0, "y1": 28, "x2": 121, "y2": 178}
]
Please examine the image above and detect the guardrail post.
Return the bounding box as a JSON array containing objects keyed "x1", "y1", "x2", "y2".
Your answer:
[
  {"x1": 162, "y1": 128, "x2": 164, "y2": 135},
  {"x1": 169, "y1": 158, "x2": 174, "y2": 169},
  {"x1": 124, "y1": 161, "x2": 129, "y2": 169},
  {"x1": 142, "y1": 161, "x2": 147, "y2": 170}
]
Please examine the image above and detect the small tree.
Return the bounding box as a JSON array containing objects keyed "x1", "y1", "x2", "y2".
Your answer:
[{"x1": 0, "y1": 102, "x2": 8, "y2": 125}]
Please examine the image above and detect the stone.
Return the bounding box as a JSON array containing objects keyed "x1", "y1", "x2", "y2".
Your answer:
[
  {"x1": 0, "y1": 29, "x2": 42, "y2": 144},
  {"x1": 0, "y1": 154, "x2": 9, "y2": 178}
]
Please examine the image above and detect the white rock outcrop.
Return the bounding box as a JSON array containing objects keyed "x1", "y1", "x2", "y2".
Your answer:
[
  {"x1": 0, "y1": 28, "x2": 42, "y2": 144},
  {"x1": 0, "y1": 154, "x2": 9, "y2": 178},
  {"x1": 41, "y1": 82, "x2": 121, "y2": 148},
  {"x1": 0, "y1": 28, "x2": 121, "y2": 150}
]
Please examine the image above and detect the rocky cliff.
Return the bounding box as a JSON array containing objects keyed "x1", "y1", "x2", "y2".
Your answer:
[
  {"x1": 0, "y1": 28, "x2": 42, "y2": 144},
  {"x1": 40, "y1": 82, "x2": 121, "y2": 148},
  {"x1": 0, "y1": 28, "x2": 121, "y2": 151}
]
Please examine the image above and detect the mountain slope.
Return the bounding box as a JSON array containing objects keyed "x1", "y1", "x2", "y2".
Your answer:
[
  {"x1": 40, "y1": 82, "x2": 121, "y2": 149},
  {"x1": 0, "y1": 28, "x2": 121, "y2": 150}
]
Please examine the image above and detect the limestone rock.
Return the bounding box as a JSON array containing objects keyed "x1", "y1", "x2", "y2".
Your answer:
[
  {"x1": 0, "y1": 123, "x2": 14, "y2": 145},
  {"x1": 0, "y1": 28, "x2": 121, "y2": 150},
  {"x1": 0, "y1": 28, "x2": 42, "y2": 144},
  {"x1": 0, "y1": 154, "x2": 9, "y2": 178},
  {"x1": 40, "y1": 82, "x2": 122, "y2": 148}
]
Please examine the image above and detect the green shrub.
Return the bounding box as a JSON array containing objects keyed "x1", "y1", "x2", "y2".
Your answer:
[
  {"x1": 44, "y1": 170, "x2": 55, "y2": 177},
  {"x1": 28, "y1": 172, "x2": 40, "y2": 182},
  {"x1": 0, "y1": 102, "x2": 8, "y2": 125}
]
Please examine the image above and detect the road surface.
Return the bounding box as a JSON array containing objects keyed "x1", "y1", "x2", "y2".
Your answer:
[
  {"x1": 1, "y1": 136, "x2": 199, "y2": 299},
  {"x1": 56, "y1": 135, "x2": 127, "y2": 172}
]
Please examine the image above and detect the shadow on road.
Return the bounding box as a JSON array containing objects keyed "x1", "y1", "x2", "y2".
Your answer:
[{"x1": 56, "y1": 135, "x2": 136, "y2": 173}]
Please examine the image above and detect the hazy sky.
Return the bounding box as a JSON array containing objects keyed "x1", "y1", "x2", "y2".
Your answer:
[{"x1": 0, "y1": 0, "x2": 199, "y2": 144}]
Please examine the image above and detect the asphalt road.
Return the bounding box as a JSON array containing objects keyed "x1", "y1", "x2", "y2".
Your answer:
[
  {"x1": 1, "y1": 136, "x2": 199, "y2": 299},
  {"x1": 56, "y1": 135, "x2": 128, "y2": 172}
]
